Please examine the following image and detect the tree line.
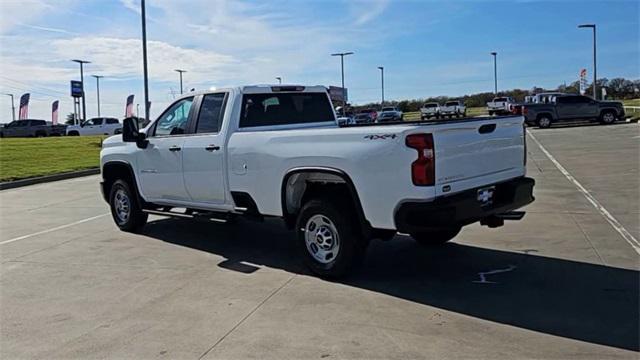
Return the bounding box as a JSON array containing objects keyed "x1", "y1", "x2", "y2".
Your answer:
[{"x1": 355, "y1": 77, "x2": 639, "y2": 112}]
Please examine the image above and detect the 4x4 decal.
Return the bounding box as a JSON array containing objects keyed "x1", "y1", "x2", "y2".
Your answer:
[{"x1": 364, "y1": 134, "x2": 397, "y2": 140}]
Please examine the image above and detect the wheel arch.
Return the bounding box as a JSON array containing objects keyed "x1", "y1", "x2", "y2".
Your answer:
[
  {"x1": 101, "y1": 160, "x2": 144, "y2": 205},
  {"x1": 280, "y1": 167, "x2": 371, "y2": 234}
]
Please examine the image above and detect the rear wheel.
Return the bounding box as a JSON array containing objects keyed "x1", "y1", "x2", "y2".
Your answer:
[
  {"x1": 68, "y1": 131, "x2": 79, "y2": 136},
  {"x1": 537, "y1": 115, "x2": 552, "y2": 129},
  {"x1": 109, "y1": 179, "x2": 148, "y2": 232},
  {"x1": 411, "y1": 227, "x2": 461, "y2": 246},
  {"x1": 599, "y1": 110, "x2": 616, "y2": 125},
  {"x1": 296, "y1": 198, "x2": 367, "y2": 278}
]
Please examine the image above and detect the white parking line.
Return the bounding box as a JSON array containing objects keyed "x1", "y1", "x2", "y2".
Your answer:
[
  {"x1": 527, "y1": 130, "x2": 640, "y2": 255},
  {"x1": 0, "y1": 213, "x2": 109, "y2": 246}
]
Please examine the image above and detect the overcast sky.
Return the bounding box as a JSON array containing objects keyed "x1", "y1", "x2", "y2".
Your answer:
[{"x1": 0, "y1": 0, "x2": 638, "y2": 122}]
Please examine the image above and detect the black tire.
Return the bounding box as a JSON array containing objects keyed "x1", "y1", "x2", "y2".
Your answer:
[
  {"x1": 411, "y1": 227, "x2": 461, "y2": 246},
  {"x1": 296, "y1": 198, "x2": 367, "y2": 278},
  {"x1": 488, "y1": 111, "x2": 494, "y2": 116},
  {"x1": 68, "y1": 131, "x2": 79, "y2": 136},
  {"x1": 537, "y1": 114, "x2": 552, "y2": 129},
  {"x1": 599, "y1": 110, "x2": 616, "y2": 125},
  {"x1": 35, "y1": 131, "x2": 47, "y2": 137},
  {"x1": 109, "y1": 179, "x2": 148, "y2": 232}
]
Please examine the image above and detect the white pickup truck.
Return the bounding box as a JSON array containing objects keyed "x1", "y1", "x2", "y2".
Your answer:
[
  {"x1": 440, "y1": 100, "x2": 467, "y2": 118},
  {"x1": 487, "y1": 97, "x2": 516, "y2": 116},
  {"x1": 100, "y1": 85, "x2": 534, "y2": 278},
  {"x1": 420, "y1": 102, "x2": 441, "y2": 120}
]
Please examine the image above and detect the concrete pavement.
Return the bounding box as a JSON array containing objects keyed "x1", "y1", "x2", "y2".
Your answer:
[{"x1": 1, "y1": 123, "x2": 638, "y2": 359}]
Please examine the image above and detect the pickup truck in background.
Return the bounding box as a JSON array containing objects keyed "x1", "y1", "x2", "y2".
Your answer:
[
  {"x1": 0, "y1": 119, "x2": 67, "y2": 137},
  {"x1": 67, "y1": 117, "x2": 123, "y2": 136},
  {"x1": 523, "y1": 94, "x2": 625, "y2": 128},
  {"x1": 101, "y1": 85, "x2": 535, "y2": 278},
  {"x1": 440, "y1": 100, "x2": 466, "y2": 118},
  {"x1": 487, "y1": 97, "x2": 516, "y2": 116},
  {"x1": 377, "y1": 107, "x2": 403, "y2": 122},
  {"x1": 420, "y1": 102, "x2": 441, "y2": 120}
]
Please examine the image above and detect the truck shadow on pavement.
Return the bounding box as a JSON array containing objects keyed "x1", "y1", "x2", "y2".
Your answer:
[{"x1": 142, "y1": 217, "x2": 639, "y2": 352}]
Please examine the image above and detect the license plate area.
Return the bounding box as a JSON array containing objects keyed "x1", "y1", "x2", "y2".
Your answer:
[{"x1": 477, "y1": 186, "x2": 495, "y2": 207}]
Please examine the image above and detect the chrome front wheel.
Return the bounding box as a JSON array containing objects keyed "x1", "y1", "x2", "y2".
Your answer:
[
  {"x1": 113, "y1": 189, "x2": 131, "y2": 225},
  {"x1": 304, "y1": 215, "x2": 340, "y2": 264}
]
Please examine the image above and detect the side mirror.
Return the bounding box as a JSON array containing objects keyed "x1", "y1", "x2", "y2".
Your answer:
[{"x1": 122, "y1": 117, "x2": 148, "y2": 148}]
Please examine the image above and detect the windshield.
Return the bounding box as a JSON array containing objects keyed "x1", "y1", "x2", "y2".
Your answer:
[
  {"x1": 494, "y1": 97, "x2": 507, "y2": 102},
  {"x1": 382, "y1": 107, "x2": 395, "y2": 112},
  {"x1": 445, "y1": 102, "x2": 458, "y2": 106},
  {"x1": 424, "y1": 103, "x2": 438, "y2": 108}
]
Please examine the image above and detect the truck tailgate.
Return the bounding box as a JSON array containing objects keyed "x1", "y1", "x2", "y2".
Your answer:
[{"x1": 428, "y1": 117, "x2": 525, "y2": 196}]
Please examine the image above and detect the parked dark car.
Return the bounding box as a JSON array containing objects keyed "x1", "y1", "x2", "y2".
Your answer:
[
  {"x1": 0, "y1": 119, "x2": 67, "y2": 138},
  {"x1": 523, "y1": 94, "x2": 625, "y2": 128},
  {"x1": 353, "y1": 113, "x2": 374, "y2": 124}
]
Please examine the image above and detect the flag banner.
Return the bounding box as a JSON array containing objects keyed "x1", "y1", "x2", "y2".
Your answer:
[
  {"x1": 51, "y1": 100, "x2": 59, "y2": 125},
  {"x1": 125, "y1": 94, "x2": 134, "y2": 117},
  {"x1": 19, "y1": 93, "x2": 30, "y2": 119},
  {"x1": 579, "y1": 69, "x2": 588, "y2": 95}
]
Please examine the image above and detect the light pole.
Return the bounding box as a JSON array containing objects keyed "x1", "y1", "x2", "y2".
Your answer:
[
  {"x1": 136, "y1": 104, "x2": 140, "y2": 118},
  {"x1": 276, "y1": 77, "x2": 282, "y2": 84},
  {"x1": 174, "y1": 69, "x2": 187, "y2": 95},
  {"x1": 331, "y1": 52, "x2": 354, "y2": 116},
  {"x1": 72, "y1": 59, "x2": 91, "y2": 121},
  {"x1": 4, "y1": 93, "x2": 15, "y2": 121},
  {"x1": 91, "y1": 75, "x2": 104, "y2": 117},
  {"x1": 141, "y1": 0, "x2": 150, "y2": 123},
  {"x1": 578, "y1": 24, "x2": 597, "y2": 99},
  {"x1": 490, "y1": 52, "x2": 497, "y2": 94},
  {"x1": 377, "y1": 66, "x2": 384, "y2": 106}
]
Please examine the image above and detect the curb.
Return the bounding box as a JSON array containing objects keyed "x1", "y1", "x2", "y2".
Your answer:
[{"x1": 0, "y1": 168, "x2": 100, "y2": 191}]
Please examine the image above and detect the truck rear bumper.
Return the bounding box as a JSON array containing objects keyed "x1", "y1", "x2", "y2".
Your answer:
[{"x1": 394, "y1": 177, "x2": 535, "y2": 233}]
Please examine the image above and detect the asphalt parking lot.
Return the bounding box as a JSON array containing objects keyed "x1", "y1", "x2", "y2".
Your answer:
[{"x1": 1, "y1": 122, "x2": 638, "y2": 359}]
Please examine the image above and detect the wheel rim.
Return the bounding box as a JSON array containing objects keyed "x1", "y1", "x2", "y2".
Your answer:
[
  {"x1": 603, "y1": 113, "x2": 614, "y2": 123},
  {"x1": 304, "y1": 214, "x2": 340, "y2": 264},
  {"x1": 539, "y1": 117, "x2": 551, "y2": 127},
  {"x1": 114, "y1": 189, "x2": 131, "y2": 224}
]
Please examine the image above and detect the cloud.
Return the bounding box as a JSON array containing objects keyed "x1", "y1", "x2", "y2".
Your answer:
[
  {"x1": 52, "y1": 37, "x2": 237, "y2": 83},
  {"x1": 119, "y1": 0, "x2": 140, "y2": 14},
  {"x1": 352, "y1": 0, "x2": 390, "y2": 25}
]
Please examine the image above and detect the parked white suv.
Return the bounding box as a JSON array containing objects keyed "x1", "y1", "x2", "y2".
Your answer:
[
  {"x1": 67, "y1": 117, "x2": 122, "y2": 136},
  {"x1": 440, "y1": 100, "x2": 467, "y2": 118},
  {"x1": 100, "y1": 85, "x2": 534, "y2": 277}
]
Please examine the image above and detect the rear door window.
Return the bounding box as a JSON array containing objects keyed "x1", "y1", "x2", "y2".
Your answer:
[
  {"x1": 240, "y1": 92, "x2": 334, "y2": 128},
  {"x1": 195, "y1": 93, "x2": 226, "y2": 133}
]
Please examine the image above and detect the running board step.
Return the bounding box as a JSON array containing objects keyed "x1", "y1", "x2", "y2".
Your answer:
[{"x1": 143, "y1": 209, "x2": 229, "y2": 223}]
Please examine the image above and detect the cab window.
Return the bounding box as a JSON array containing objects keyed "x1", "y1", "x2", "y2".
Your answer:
[
  {"x1": 153, "y1": 97, "x2": 194, "y2": 136},
  {"x1": 195, "y1": 93, "x2": 226, "y2": 133}
]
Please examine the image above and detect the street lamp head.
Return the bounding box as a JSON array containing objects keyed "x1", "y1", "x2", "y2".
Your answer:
[
  {"x1": 331, "y1": 52, "x2": 354, "y2": 56},
  {"x1": 578, "y1": 24, "x2": 595, "y2": 28},
  {"x1": 378, "y1": 66, "x2": 384, "y2": 70},
  {"x1": 174, "y1": 69, "x2": 187, "y2": 73},
  {"x1": 91, "y1": 75, "x2": 104, "y2": 79},
  {"x1": 490, "y1": 52, "x2": 497, "y2": 56},
  {"x1": 71, "y1": 59, "x2": 91, "y2": 64}
]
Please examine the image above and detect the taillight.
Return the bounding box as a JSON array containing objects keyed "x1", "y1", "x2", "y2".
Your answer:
[
  {"x1": 405, "y1": 133, "x2": 435, "y2": 186},
  {"x1": 522, "y1": 107, "x2": 528, "y2": 115}
]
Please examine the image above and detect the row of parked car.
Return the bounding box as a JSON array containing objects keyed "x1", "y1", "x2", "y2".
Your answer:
[
  {"x1": 0, "y1": 117, "x2": 123, "y2": 138},
  {"x1": 419, "y1": 100, "x2": 467, "y2": 120},
  {"x1": 341, "y1": 106, "x2": 404, "y2": 125}
]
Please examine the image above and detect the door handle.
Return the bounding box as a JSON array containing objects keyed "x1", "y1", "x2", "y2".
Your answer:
[
  {"x1": 205, "y1": 144, "x2": 220, "y2": 151},
  {"x1": 169, "y1": 145, "x2": 181, "y2": 152}
]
